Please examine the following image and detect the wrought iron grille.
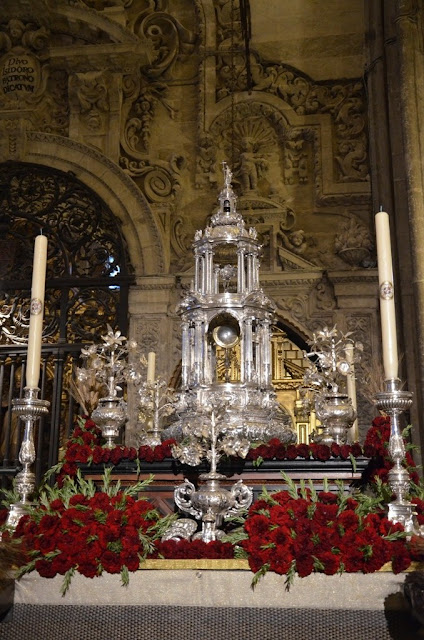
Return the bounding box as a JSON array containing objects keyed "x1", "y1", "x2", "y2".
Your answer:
[{"x1": 0, "y1": 162, "x2": 134, "y2": 487}]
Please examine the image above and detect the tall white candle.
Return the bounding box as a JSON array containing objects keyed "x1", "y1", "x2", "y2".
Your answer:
[
  {"x1": 26, "y1": 234, "x2": 48, "y2": 389},
  {"x1": 345, "y1": 343, "x2": 358, "y2": 441},
  {"x1": 147, "y1": 351, "x2": 156, "y2": 383},
  {"x1": 375, "y1": 210, "x2": 398, "y2": 380}
]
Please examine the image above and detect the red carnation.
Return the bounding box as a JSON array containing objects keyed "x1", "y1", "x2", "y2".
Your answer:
[
  {"x1": 35, "y1": 558, "x2": 57, "y2": 578},
  {"x1": 92, "y1": 446, "x2": 107, "y2": 464},
  {"x1": 330, "y1": 442, "x2": 341, "y2": 458},
  {"x1": 295, "y1": 554, "x2": 314, "y2": 578},
  {"x1": 312, "y1": 445, "x2": 331, "y2": 462},
  {"x1": 139, "y1": 445, "x2": 155, "y2": 462},
  {"x1": 350, "y1": 443, "x2": 363, "y2": 458},
  {"x1": 100, "y1": 550, "x2": 122, "y2": 573},
  {"x1": 296, "y1": 443, "x2": 310, "y2": 459},
  {"x1": 110, "y1": 447, "x2": 124, "y2": 465},
  {"x1": 339, "y1": 445, "x2": 351, "y2": 460},
  {"x1": 317, "y1": 492, "x2": 338, "y2": 505},
  {"x1": 285, "y1": 445, "x2": 299, "y2": 460}
]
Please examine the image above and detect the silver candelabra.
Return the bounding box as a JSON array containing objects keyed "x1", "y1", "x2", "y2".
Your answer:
[
  {"x1": 4, "y1": 387, "x2": 50, "y2": 530},
  {"x1": 375, "y1": 378, "x2": 417, "y2": 533},
  {"x1": 137, "y1": 378, "x2": 177, "y2": 447}
]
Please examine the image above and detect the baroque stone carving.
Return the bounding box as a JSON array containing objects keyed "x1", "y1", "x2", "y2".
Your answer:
[
  {"x1": 334, "y1": 216, "x2": 375, "y2": 268},
  {"x1": 214, "y1": 1, "x2": 369, "y2": 188},
  {"x1": 273, "y1": 293, "x2": 309, "y2": 325},
  {"x1": 120, "y1": 3, "x2": 197, "y2": 155},
  {"x1": 310, "y1": 273, "x2": 336, "y2": 312},
  {"x1": 69, "y1": 71, "x2": 109, "y2": 131},
  {"x1": 0, "y1": 19, "x2": 50, "y2": 108}
]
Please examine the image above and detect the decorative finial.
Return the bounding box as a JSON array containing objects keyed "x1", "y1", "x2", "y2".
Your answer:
[{"x1": 222, "y1": 161, "x2": 232, "y2": 189}]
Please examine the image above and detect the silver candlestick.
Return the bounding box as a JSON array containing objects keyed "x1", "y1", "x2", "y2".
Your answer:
[
  {"x1": 5, "y1": 387, "x2": 50, "y2": 530},
  {"x1": 375, "y1": 378, "x2": 417, "y2": 533}
]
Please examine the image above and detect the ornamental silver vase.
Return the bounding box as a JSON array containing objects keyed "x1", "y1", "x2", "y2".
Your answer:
[
  {"x1": 313, "y1": 390, "x2": 356, "y2": 445},
  {"x1": 174, "y1": 472, "x2": 253, "y2": 542},
  {"x1": 92, "y1": 397, "x2": 127, "y2": 448}
]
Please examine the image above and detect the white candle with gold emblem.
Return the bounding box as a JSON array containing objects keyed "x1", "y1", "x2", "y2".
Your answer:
[
  {"x1": 375, "y1": 210, "x2": 398, "y2": 380},
  {"x1": 26, "y1": 234, "x2": 48, "y2": 389}
]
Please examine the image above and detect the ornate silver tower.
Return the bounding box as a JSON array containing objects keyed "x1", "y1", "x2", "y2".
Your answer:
[{"x1": 166, "y1": 164, "x2": 295, "y2": 445}]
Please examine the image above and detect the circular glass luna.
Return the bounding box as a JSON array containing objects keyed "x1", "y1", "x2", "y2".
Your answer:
[{"x1": 212, "y1": 325, "x2": 239, "y2": 348}]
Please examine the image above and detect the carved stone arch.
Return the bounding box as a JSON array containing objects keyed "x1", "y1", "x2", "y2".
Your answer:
[
  {"x1": 10, "y1": 132, "x2": 166, "y2": 276},
  {"x1": 273, "y1": 311, "x2": 312, "y2": 351},
  {"x1": 15, "y1": 3, "x2": 140, "y2": 45}
]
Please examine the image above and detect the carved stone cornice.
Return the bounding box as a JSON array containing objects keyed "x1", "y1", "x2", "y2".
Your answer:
[
  {"x1": 50, "y1": 42, "x2": 151, "y2": 74},
  {"x1": 328, "y1": 269, "x2": 378, "y2": 284}
]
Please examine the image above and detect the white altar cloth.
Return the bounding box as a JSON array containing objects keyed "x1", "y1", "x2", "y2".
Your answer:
[
  {"x1": 14, "y1": 569, "x2": 405, "y2": 609},
  {"x1": 1, "y1": 568, "x2": 421, "y2": 640}
]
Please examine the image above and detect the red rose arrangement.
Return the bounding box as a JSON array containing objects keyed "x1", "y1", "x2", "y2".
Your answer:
[
  {"x1": 240, "y1": 481, "x2": 414, "y2": 585},
  {"x1": 57, "y1": 417, "x2": 176, "y2": 486}
]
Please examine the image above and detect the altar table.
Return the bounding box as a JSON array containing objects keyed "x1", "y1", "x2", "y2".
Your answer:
[{"x1": 0, "y1": 564, "x2": 422, "y2": 640}]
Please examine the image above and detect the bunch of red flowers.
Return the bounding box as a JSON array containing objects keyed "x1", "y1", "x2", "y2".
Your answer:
[
  {"x1": 246, "y1": 439, "x2": 363, "y2": 463},
  {"x1": 58, "y1": 418, "x2": 175, "y2": 485},
  {"x1": 155, "y1": 539, "x2": 235, "y2": 560},
  {"x1": 241, "y1": 487, "x2": 413, "y2": 582},
  {"x1": 10, "y1": 486, "x2": 167, "y2": 591},
  {"x1": 60, "y1": 419, "x2": 366, "y2": 486}
]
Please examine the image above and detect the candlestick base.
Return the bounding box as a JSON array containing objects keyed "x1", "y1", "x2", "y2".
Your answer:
[
  {"x1": 375, "y1": 378, "x2": 417, "y2": 535},
  {"x1": 3, "y1": 387, "x2": 49, "y2": 532}
]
